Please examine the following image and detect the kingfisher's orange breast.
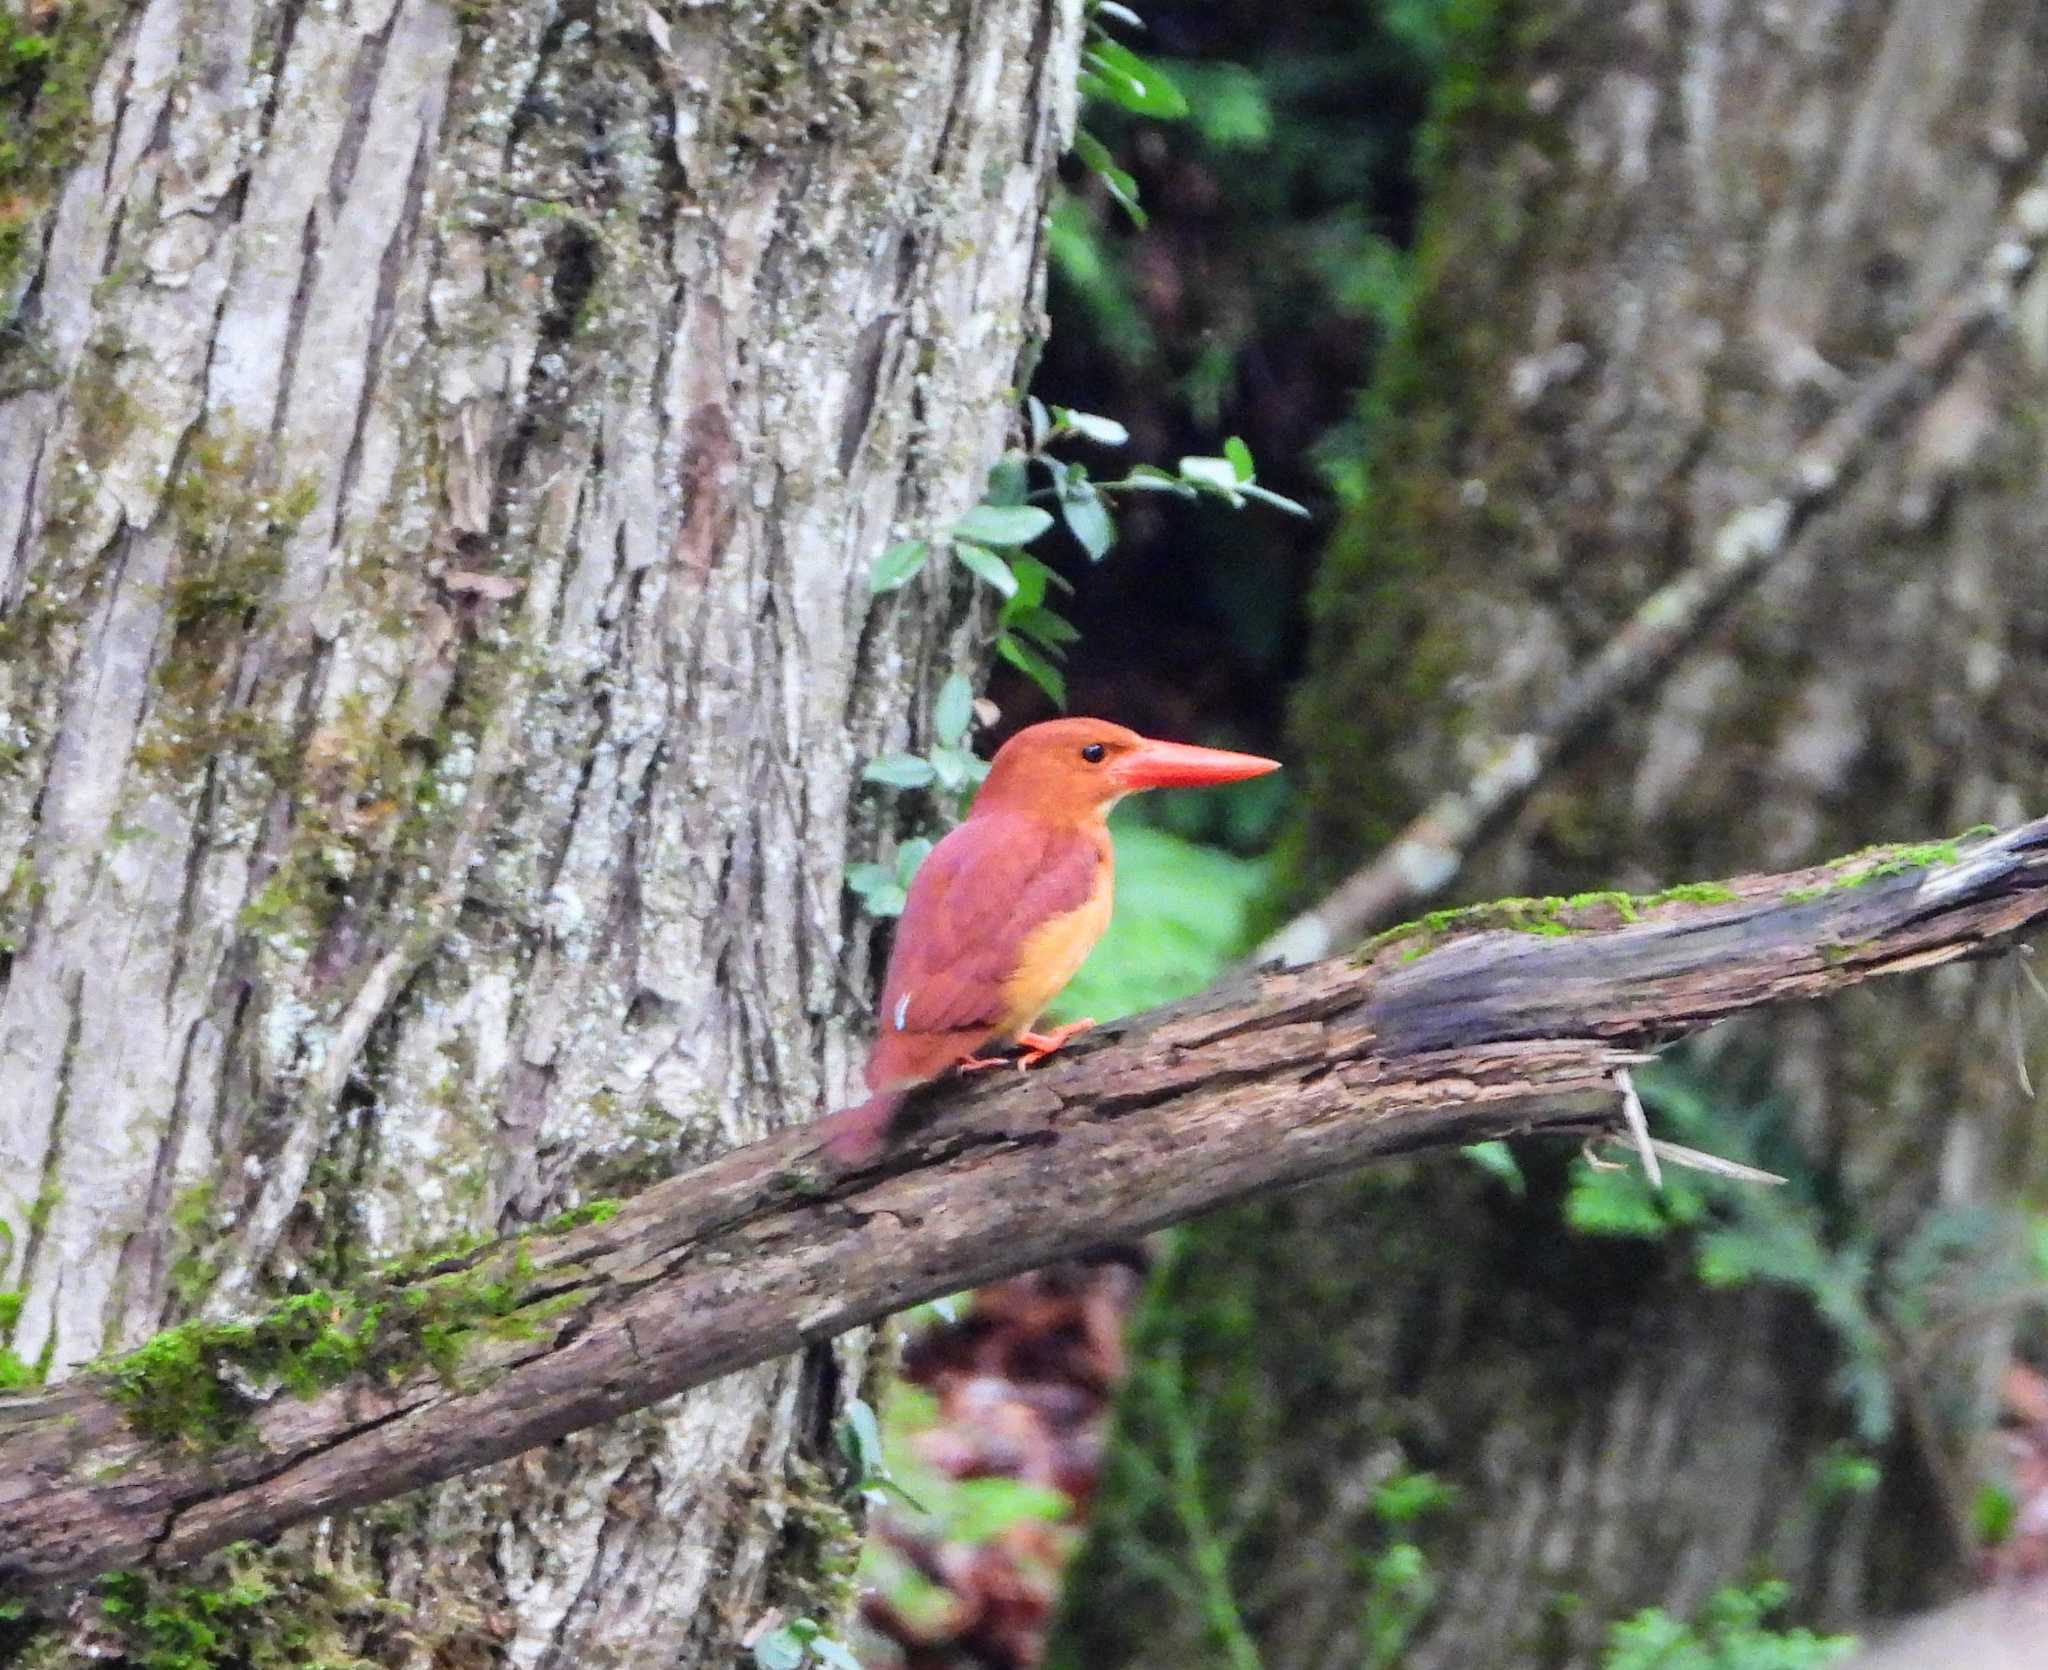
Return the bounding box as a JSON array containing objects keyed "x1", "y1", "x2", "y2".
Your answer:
[{"x1": 994, "y1": 843, "x2": 1113, "y2": 1037}]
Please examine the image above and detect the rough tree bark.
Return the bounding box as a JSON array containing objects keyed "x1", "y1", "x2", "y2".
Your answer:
[
  {"x1": 1060, "y1": 3, "x2": 2048, "y2": 1668},
  {"x1": 0, "y1": 0, "x2": 1077, "y2": 1662}
]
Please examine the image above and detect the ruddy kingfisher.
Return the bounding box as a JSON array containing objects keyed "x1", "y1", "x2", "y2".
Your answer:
[{"x1": 819, "y1": 717, "x2": 1281, "y2": 1162}]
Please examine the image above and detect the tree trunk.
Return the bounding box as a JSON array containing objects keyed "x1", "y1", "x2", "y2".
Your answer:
[
  {"x1": 1057, "y1": 2, "x2": 2048, "y2": 1666},
  {"x1": 0, "y1": 0, "x2": 1076, "y2": 1661}
]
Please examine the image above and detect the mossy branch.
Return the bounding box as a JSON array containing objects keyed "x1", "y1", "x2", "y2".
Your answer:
[{"x1": 8, "y1": 818, "x2": 2048, "y2": 1595}]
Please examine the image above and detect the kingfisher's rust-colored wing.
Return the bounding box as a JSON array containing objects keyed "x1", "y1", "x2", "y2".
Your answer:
[{"x1": 864, "y1": 811, "x2": 1107, "y2": 1092}]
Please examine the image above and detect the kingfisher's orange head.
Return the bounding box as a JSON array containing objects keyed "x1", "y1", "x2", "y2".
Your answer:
[{"x1": 972, "y1": 717, "x2": 1280, "y2": 823}]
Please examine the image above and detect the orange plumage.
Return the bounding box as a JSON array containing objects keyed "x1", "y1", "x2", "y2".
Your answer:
[{"x1": 819, "y1": 718, "x2": 1280, "y2": 1163}]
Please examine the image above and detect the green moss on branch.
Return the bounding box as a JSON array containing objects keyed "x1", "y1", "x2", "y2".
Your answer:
[
  {"x1": 1361, "y1": 877, "x2": 1740, "y2": 961},
  {"x1": 98, "y1": 1230, "x2": 600, "y2": 1446}
]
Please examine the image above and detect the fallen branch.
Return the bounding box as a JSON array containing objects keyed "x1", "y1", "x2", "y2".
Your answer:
[
  {"x1": 5, "y1": 819, "x2": 2048, "y2": 1593},
  {"x1": 1257, "y1": 158, "x2": 2048, "y2": 968}
]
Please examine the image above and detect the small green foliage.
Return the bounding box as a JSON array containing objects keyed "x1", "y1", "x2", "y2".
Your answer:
[
  {"x1": 1810, "y1": 1445, "x2": 1881, "y2": 1502},
  {"x1": 1361, "y1": 1542, "x2": 1433, "y2": 1670},
  {"x1": 1460, "y1": 1139, "x2": 1524, "y2": 1192},
  {"x1": 1973, "y1": 1482, "x2": 2018, "y2": 1547},
  {"x1": 1068, "y1": 2, "x2": 1187, "y2": 224},
  {"x1": 847, "y1": 667, "x2": 988, "y2": 917},
  {"x1": 1359, "y1": 1470, "x2": 1454, "y2": 1668},
  {"x1": 1370, "y1": 1468, "x2": 1456, "y2": 1526},
  {"x1": 845, "y1": 835, "x2": 932, "y2": 919},
  {"x1": 751, "y1": 1615, "x2": 863, "y2": 1670},
  {"x1": 955, "y1": 503, "x2": 1055, "y2": 546},
  {"x1": 1080, "y1": 34, "x2": 1188, "y2": 119},
  {"x1": 1565, "y1": 1154, "x2": 1709, "y2": 1240},
  {"x1": 865, "y1": 412, "x2": 1295, "y2": 714},
  {"x1": 1600, "y1": 1581, "x2": 1855, "y2": 1670},
  {"x1": 860, "y1": 752, "x2": 940, "y2": 791},
  {"x1": 836, "y1": 1393, "x2": 924, "y2": 1511},
  {"x1": 868, "y1": 539, "x2": 930, "y2": 593}
]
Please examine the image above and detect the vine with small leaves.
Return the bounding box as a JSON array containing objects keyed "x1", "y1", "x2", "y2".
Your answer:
[{"x1": 870, "y1": 405, "x2": 1304, "y2": 709}]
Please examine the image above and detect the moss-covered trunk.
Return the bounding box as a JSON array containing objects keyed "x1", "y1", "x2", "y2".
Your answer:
[
  {"x1": 0, "y1": 0, "x2": 1076, "y2": 1660},
  {"x1": 1056, "y1": 2, "x2": 2048, "y2": 1666}
]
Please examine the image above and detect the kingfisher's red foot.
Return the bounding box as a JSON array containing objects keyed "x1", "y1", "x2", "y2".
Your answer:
[
  {"x1": 1015, "y1": 1019, "x2": 1096, "y2": 1068},
  {"x1": 956, "y1": 1054, "x2": 1010, "y2": 1073}
]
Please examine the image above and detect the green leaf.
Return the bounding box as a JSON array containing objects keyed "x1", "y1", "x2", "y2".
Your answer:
[
  {"x1": 934, "y1": 672, "x2": 975, "y2": 745},
  {"x1": 1177, "y1": 455, "x2": 1242, "y2": 496},
  {"x1": 837, "y1": 1396, "x2": 885, "y2": 1477},
  {"x1": 846, "y1": 861, "x2": 908, "y2": 916},
  {"x1": 810, "y1": 1640, "x2": 863, "y2": 1670},
  {"x1": 869, "y1": 539, "x2": 930, "y2": 593},
  {"x1": 1071, "y1": 126, "x2": 1114, "y2": 174},
  {"x1": 1007, "y1": 555, "x2": 1073, "y2": 609},
  {"x1": 998, "y1": 633, "x2": 1068, "y2": 707},
  {"x1": 1238, "y1": 480, "x2": 1313, "y2": 518},
  {"x1": 954, "y1": 503, "x2": 1053, "y2": 546},
  {"x1": 1093, "y1": 0, "x2": 1144, "y2": 27},
  {"x1": 1061, "y1": 481, "x2": 1116, "y2": 559},
  {"x1": 928, "y1": 746, "x2": 987, "y2": 792},
  {"x1": 862, "y1": 753, "x2": 938, "y2": 789},
  {"x1": 1564, "y1": 1162, "x2": 1668, "y2": 1239},
  {"x1": 845, "y1": 862, "x2": 895, "y2": 895},
  {"x1": 1223, "y1": 434, "x2": 1255, "y2": 480},
  {"x1": 984, "y1": 452, "x2": 1032, "y2": 507},
  {"x1": 1026, "y1": 396, "x2": 1051, "y2": 451},
  {"x1": 952, "y1": 540, "x2": 1020, "y2": 598},
  {"x1": 1975, "y1": 1484, "x2": 2018, "y2": 1546},
  {"x1": 1462, "y1": 1141, "x2": 1524, "y2": 1194},
  {"x1": 1007, "y1": 605, "x2": 1081, "y2": 652},
  {"x1": 1371, "y1": 1470, "x2": 1457, "y2": 1526},
  {"x1": 1174, "y1": 61, "x2": 1273, "y2": 150},
  {"x1": 1114, "y1": 463, "x2": 1193, "y2": 494},
  {"x1": 895, "y1": 837, "x2": 934, "y2": 886},
  {"x1": 1071, "y1": 127, "x2": 1147, "y2": 228},
  {"x1": 1080, "y1": 40, "x2": 1188, "y2": 118},
  {"x1": 1057, "y1": 407, "x2": 1130, "y2": 447},
  {"x1": 752, "y1": 1629, "x2": 805, "y2": 1670}
]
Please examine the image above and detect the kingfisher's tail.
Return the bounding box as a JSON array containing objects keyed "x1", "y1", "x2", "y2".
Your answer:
[{"x1": 816, "y1": 1090, "x2": 905, "y2": 1165}]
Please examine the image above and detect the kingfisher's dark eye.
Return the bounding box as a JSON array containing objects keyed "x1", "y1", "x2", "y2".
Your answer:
[{"x1": 1081, "y1": 743, "x2": 1107, "y2": 764}]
